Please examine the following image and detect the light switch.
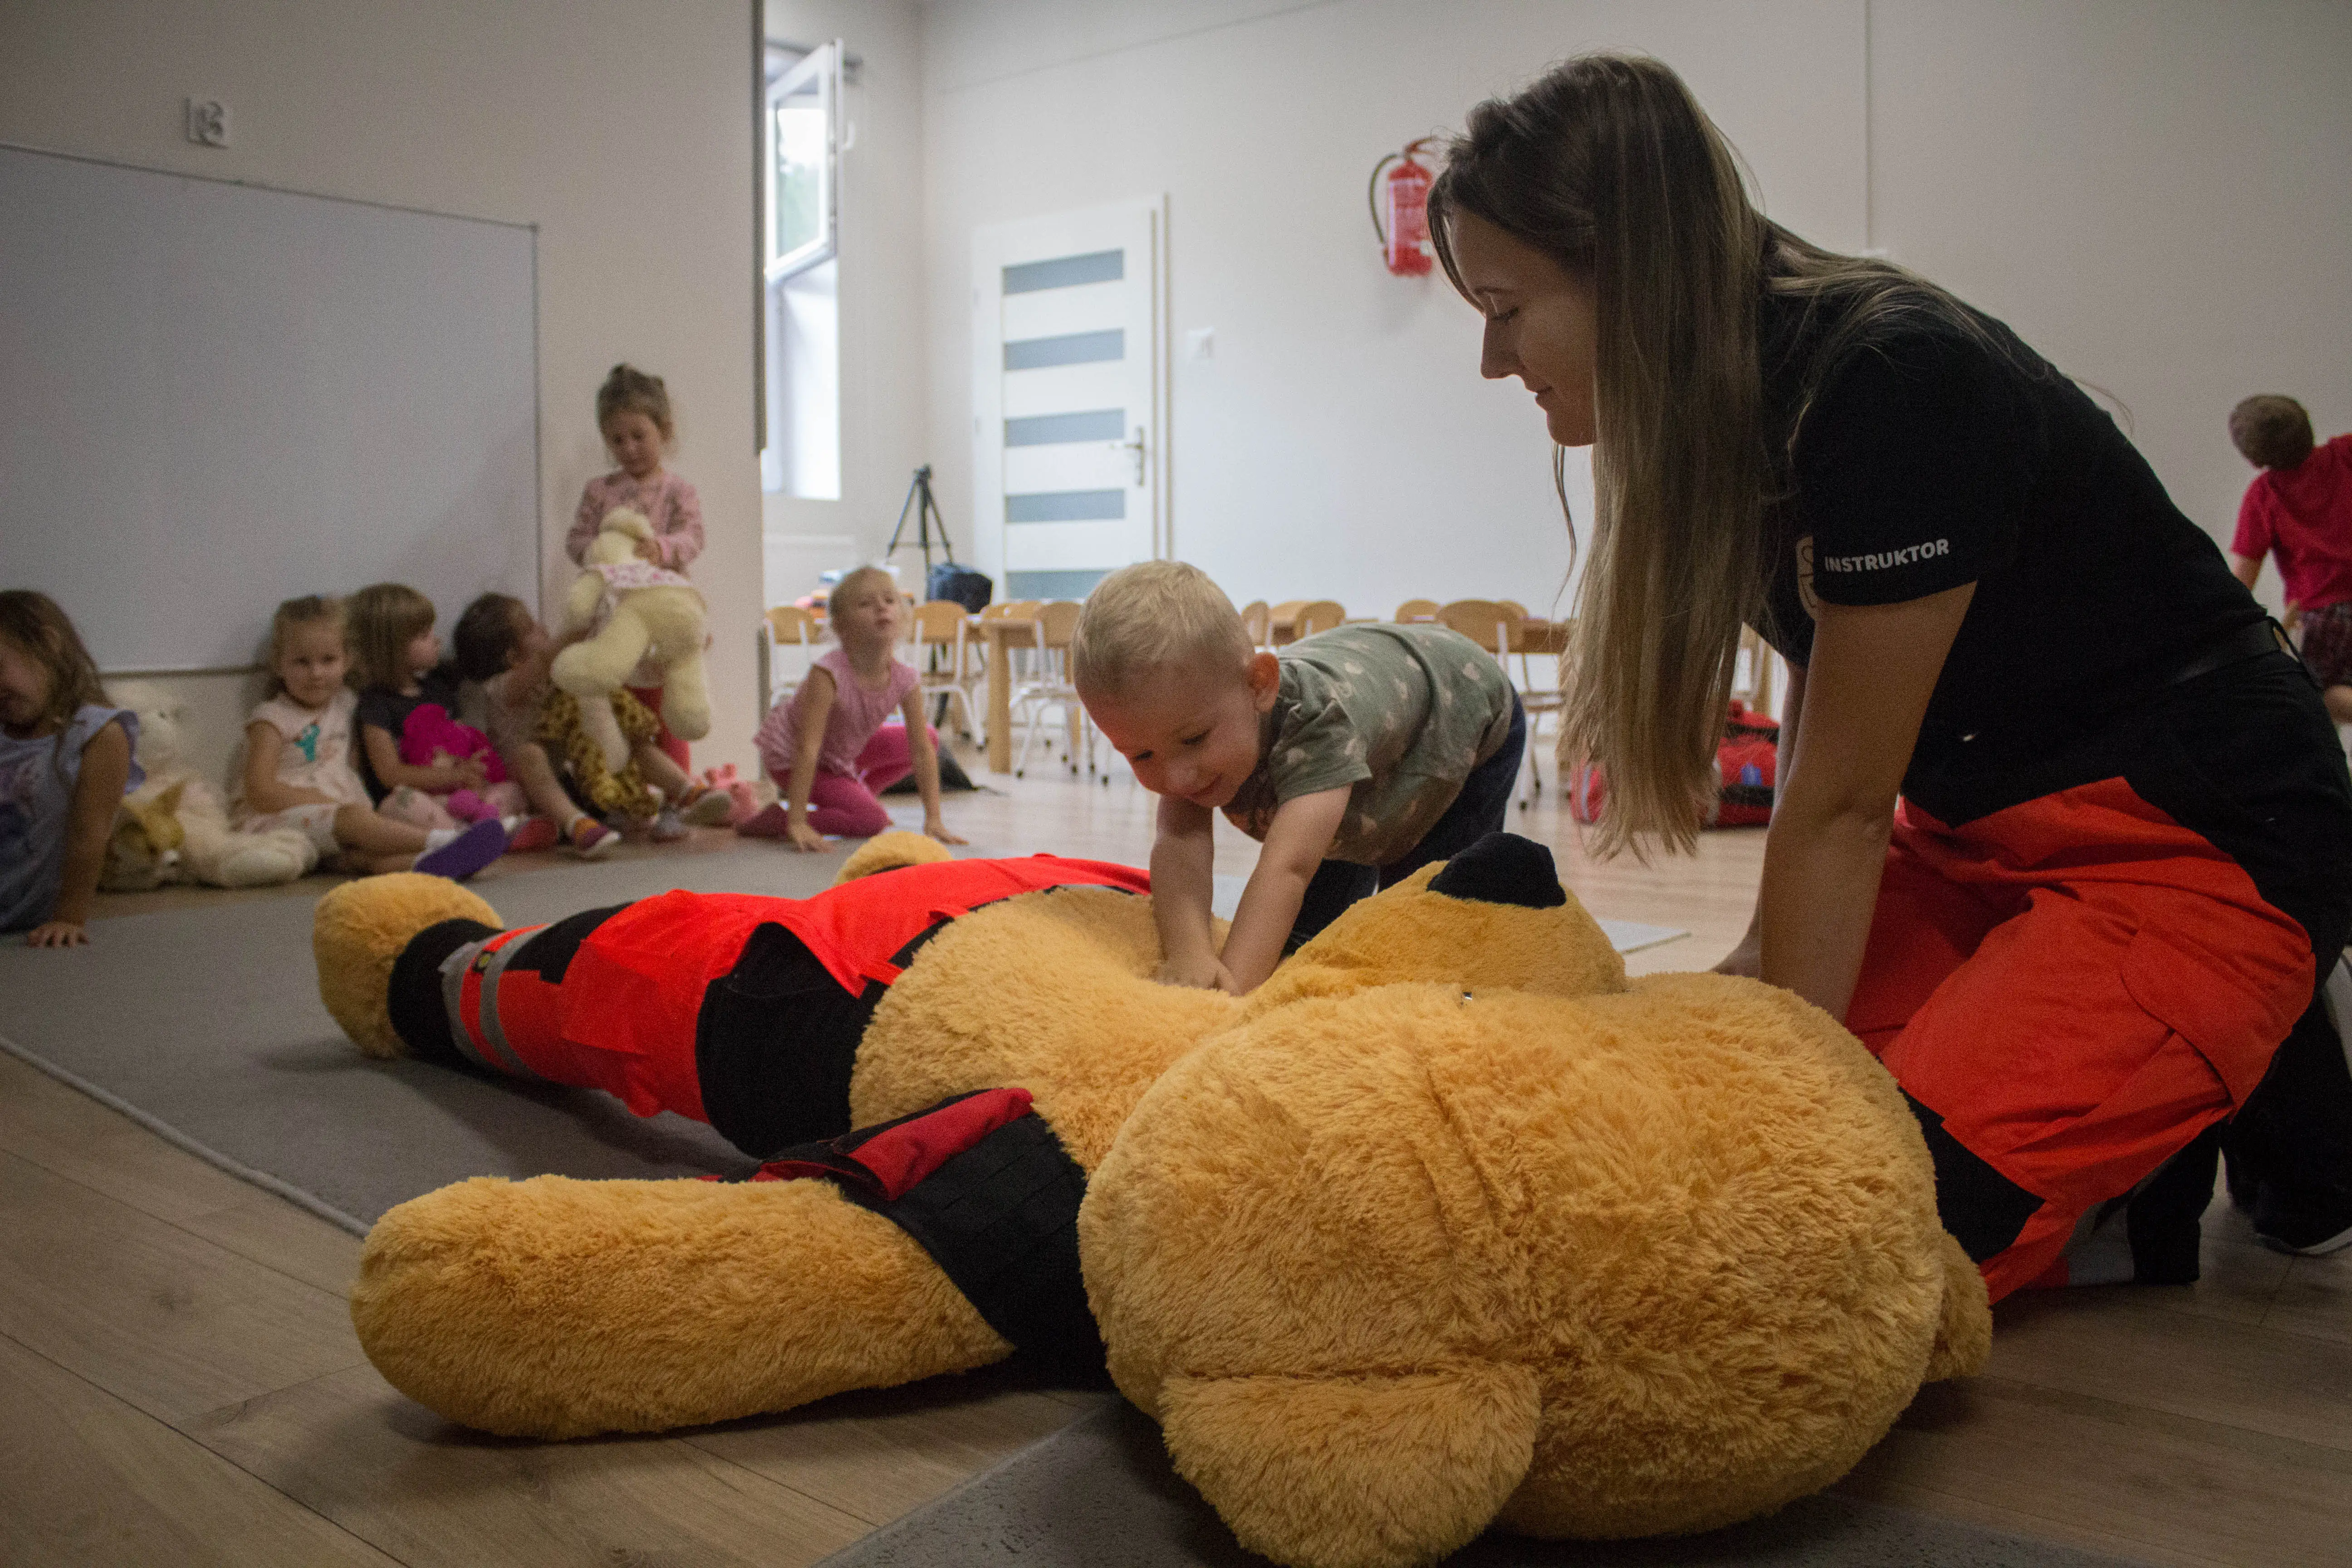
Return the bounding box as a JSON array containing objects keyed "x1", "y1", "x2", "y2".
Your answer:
[{"x1": 1186, "y1": 327, "x2": 1214, "y2": 361}]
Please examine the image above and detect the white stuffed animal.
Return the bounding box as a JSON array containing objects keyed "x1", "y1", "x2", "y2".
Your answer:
[
  {"x1": 102, "y1": 681, "x2": 316, "y2": 891},
  {"x1": 550, "y1": 508, "x2": 711, "y2": 771}
]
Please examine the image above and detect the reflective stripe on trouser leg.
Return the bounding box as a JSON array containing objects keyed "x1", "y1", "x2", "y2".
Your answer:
[{"x1": 437, "y1": 926, "x2": 549, "y2": 1082}]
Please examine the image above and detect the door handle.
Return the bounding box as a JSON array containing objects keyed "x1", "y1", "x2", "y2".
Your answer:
[{"x1": 1122, "y1": 425, "x2": 1147, "y2": 485}]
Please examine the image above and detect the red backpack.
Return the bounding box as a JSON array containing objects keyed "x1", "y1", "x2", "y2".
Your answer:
[{"x1": 1566, "y1": 700, "x2": 1779, "y2": 828}]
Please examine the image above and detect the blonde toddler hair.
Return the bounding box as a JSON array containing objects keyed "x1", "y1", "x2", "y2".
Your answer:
[
  {"x1": 264, "y1": 595, "x2": 346, "y2": 696},
  {"x1": 1072, "y1": 561, "x2": 1254, "y2": 698},
  {"x1": 828, "y1": 565, "x2": 900, "y2": 621}
]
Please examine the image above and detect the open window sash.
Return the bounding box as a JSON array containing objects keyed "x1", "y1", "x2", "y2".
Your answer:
[{"x1": 765, "y1": 41, "x2": 840, "y2": 283}]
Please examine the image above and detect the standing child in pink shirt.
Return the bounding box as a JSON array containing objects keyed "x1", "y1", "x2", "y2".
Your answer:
[
  {"x1": 741, "y1": 567, "x2": 965, "y2": 852},
  {"x1": 2230, "y1": 395, "x2": 2352, "y2": 724},
  {"x1": 569, "y1": 363, "x2": 701, "y2": 769}
]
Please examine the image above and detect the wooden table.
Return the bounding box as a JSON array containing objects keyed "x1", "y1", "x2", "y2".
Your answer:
[{"x1": 981, "y1": 617, "x2": 1041, "y2": 773}]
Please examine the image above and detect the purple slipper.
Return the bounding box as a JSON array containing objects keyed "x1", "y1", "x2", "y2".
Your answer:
[{"x1": 414, "y1": 818, "x2": 508, "y2": 882}]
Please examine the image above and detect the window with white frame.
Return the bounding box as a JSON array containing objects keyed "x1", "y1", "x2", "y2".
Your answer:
[{"x1": 761, "y1": 40, "x2": 841, "y2": 500}]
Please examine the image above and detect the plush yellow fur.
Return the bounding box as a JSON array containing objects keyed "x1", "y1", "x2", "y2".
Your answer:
[
  {"x1": 314, "y1": 873, "x2": 501, "y2": 1059},
  {"x1": 551, "y1": 507, "x2": 711, "y2": 769},
  {"x1": 323, "y1": 845, "x2": 1989, "y2": 1564}
]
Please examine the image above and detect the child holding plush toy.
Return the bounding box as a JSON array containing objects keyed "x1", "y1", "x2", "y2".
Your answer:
[
  {"x1": 742, "y1": 567, "x2": 965, "y2": 852},
  {"x1": 569, "y1": 363, "x2": 701, "y2": 769},
  {"x1": 236, "y1": 595, "x2": 508, "y2": 880},
  {"x1": 345, "y1": 583, "x2": 549, "y2": 850},
  {"x1": 0, "y1": 591, "x2": 141, "y2": 945},
  {"x1": 452, "y1": 592, "x2": 730, "y2": 855}
]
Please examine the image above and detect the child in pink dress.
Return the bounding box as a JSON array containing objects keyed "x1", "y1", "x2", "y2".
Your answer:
[
  {"x1": 742, "y1": 568, "x2": 965, "y2": 852},
  {"x1": 568, "y1": 363, "x2": 701, "y2": 769}
]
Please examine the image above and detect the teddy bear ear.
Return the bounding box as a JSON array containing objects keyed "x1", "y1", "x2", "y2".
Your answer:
[
  {"x1": 834, "y1": 830, "x2": 954, "y2": 885},
  {"x1": 1158, "y1": 1361, "x2": 1540, "y2": 1568},
  {"x1": 1925, "y1": 1229, "x2": 1992, "y2": 1381}
]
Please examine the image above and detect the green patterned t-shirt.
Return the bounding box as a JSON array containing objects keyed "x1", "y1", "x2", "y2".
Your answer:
[{"x1": 1221, "y1": 623, "x2": 1515, "y2": 866}]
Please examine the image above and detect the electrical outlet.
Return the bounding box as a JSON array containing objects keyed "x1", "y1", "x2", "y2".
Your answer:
[{"x1": 186, "y1": 98, "x2": 230, "y2": 147}]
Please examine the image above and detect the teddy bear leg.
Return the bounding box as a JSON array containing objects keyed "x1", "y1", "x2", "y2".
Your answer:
[
  {"x1": 657, "y1": 646, "x2": 712, "y2": 743},
  {"x1": 352, "y1": 1172, "x2": 1012, "y2": 1438},
  {"x1": 575, "y1": 690, "x2": 632, "y2": 775}
]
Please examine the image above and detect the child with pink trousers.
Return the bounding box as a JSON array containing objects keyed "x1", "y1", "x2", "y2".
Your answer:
[{"x1": 742, "y1": 568, "x2": 965, "y2": 852}]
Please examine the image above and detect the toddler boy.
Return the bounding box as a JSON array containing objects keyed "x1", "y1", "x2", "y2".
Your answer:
[{"x1": 1074, "y1": 562, "x2": 1522, "y2": 994}]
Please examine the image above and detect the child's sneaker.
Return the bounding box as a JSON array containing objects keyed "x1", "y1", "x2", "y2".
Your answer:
[
  {"x1": 414, "y1": 819, "x2": 507, "y2": 882},
  {"x1": 566, "y1": 817, "x2": 617, "y2": 860},
  {"x1": 652, "y1": 805, "x2": 689, "y2": 843},
  {"x1": 504, "y1": 816, "x2": 560, "y2": 853}
]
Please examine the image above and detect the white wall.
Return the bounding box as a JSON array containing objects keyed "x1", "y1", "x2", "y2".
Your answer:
[
  {"x1": 920, "y1": 0, "x2": 2352, "y2": 621},
  {"x1": 0, "y1": 0, "x2": 761, "y2": 781},
  {"x1": 1868, "y1": 0, "x2": 2352, "y2": 610},
  {"x1": 763, "y1": 0, "x2": 933, "y2": 603}
]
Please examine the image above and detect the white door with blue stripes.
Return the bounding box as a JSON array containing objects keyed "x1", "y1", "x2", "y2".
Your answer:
[{"x1": 972, "y1": 200, "x2": 1165, "y2": 603}]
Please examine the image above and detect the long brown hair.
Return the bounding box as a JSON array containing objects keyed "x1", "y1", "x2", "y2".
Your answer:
[
  {"x1": 1430, "y1": 54, "x2": 1993, "y2": 854},
  {"x1": 0, "y1": 589, "x2": 108, "y2": 749},
  {"x1": 343, "y1": 583, "x2": 436, "y2": 694}
]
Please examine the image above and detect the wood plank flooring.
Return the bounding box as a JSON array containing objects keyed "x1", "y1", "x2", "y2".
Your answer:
[{"x1": 4, "y1": 746, "x2": 2346, "y2": 1565}]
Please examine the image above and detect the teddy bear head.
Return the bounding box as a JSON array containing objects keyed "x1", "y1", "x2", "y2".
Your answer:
[
  {"x1": 583, "y1": 506, "x2": 657, "y2": 567},
  {"x1": 107, "y1": 678, "x2": 193, "y2": 779},
  {"x1": 1080, "y1": 833, "x2": 1986, "y2": 1568}
]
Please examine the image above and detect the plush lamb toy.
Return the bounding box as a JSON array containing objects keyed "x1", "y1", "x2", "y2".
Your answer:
[
  {"x1": 102, "y1": 680, "x2": 314, "y2": 891},
  {"x1": 550, "y1": 507, "x2": 710, "y2": 771},
  {"x1": 314, "y1": 832, "x2": 1988, "y2": 1567}
]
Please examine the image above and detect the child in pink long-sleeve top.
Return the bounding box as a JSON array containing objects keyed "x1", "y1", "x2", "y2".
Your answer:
[{"x1": 569, "y1": 363, "x2": 702, "y2": 765}]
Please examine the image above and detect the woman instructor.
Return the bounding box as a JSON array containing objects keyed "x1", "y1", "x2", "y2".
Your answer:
[{"x1": 1429, "y1": 54, "x2": 2352, "y2": 1296}]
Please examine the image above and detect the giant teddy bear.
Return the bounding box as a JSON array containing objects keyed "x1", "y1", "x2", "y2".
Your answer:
[
  {"x1": 551, "y1": 505, "x2": 710, "y2": 771},
  {"x1": 314, "y1": 833, "x2": 1988, "y2": 1568}
]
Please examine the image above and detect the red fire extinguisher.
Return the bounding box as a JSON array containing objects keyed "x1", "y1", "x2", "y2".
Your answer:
[{"x1": 1369, "y1": 137, "x2": 1441, "y2": 276}]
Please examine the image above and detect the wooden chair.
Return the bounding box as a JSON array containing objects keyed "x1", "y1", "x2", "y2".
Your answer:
[
  {"x1": 1394, "y1": 598, "x2": 1440, "y2": 623},
  {"x1": 757, "y1": 605, "x2": 821, "y2": 718},
  {"x1": 1012, "y1": 601, "x2": 1093, "y2": 777},
  {"x1": 909, "y1": 600, "x2": 977, "y2": 740},
  {"x1": 1292, "y1": 600, "x2": 1347, "y2": 640},
  {"x1": 1239, "y1": 599, "x2": 1272, "y2": 652},
  {"x1": 1438, "y1": 599, "x2": 1547, "y2": 808},
  {"x1": 1730, "y1": 625, "x2": 1779, "y2": 718},
  {"x1": 1266, "y1": 600, "x2": 1307, "y2": 645}
]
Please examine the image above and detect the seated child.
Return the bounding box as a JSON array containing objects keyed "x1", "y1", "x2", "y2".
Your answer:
[
  {"x1": 346, "y1": 583, "x2": 531, "y2": 836},
  {"x1": 450, "y1": 592, "x2": 721, "y2": 850},
  {"x1": 234, "y1": 595, "x2": 507, "y2": 880},
  {"x1": 0, "y1": 591, "x2": 141, "y2": 946},
  {"x1": 741, "y1": 566, "x2": 966, "y2": 852},
  {"x1": 2229, "y1": 395, "x2": 2352, "y2": 725},
  {"x1": 1074, "y1": 561, "x2": 1523, "y2": 995}
]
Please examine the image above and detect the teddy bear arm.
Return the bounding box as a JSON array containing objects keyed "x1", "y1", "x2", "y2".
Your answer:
[
  {"x1": 560, "y1": 569, "x2": 607, "y2": 635},
  {"x1": 1156, "y1": 1363, "x2": 1542, "y2": 1568},
  {"x1": 1924, "y1": 1227, "x2": 1993, "y2": 1381},
  {"x1": 351, "y1": 1173, "x2": 1011, "y2": 1439}
]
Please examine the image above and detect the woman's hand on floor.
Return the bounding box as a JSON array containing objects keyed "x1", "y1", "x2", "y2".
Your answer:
[
  {"x1": 25, "y1": 920, "x2": 90, "y2": 948},
  {"x1": 923, "y1": 817, "x2": 968, "y2": 847}
]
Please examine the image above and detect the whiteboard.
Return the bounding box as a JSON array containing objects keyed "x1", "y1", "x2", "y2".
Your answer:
[{"x1": 0, "y1": 144, "x2": 538, "y2": 671}]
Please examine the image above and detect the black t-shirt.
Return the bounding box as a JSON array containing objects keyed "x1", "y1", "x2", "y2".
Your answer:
[
  {"x1": 1754, "y1": 288, "x2": 2261, "y2": 820},
  {"x1": 353, "y1": 667, "x2": 460, "y2": 803}
]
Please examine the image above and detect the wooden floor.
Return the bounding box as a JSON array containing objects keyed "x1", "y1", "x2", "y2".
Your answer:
[{"x1": 4, "y1": 745, "x2": 2347, "y2": 1567}]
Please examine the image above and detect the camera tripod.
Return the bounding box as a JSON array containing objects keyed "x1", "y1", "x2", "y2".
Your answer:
[{"x1": 885, "y1": 464, "x2": 956, "y2": 573}]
